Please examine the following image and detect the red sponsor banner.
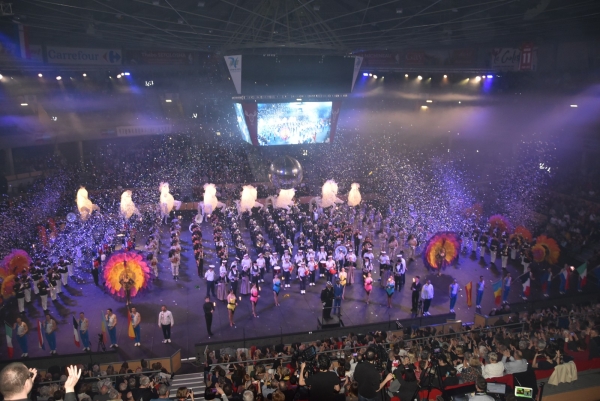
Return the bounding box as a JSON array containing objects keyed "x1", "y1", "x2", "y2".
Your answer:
[
  {"x1": 356, "y1": 51, "x2": 401, "y2": 68},
  {"x1": 519, "y1": 43, "x2": 534, "y2": 71},
  {"x1": 449, "y1": 48, "x2": 476, "y2": 66},
  {"x1": 403, "y1": 50, "x2": 425, "y2": 66},
  {"x1": 125, "y1": 50, "x2": 195, "y2": 65}
]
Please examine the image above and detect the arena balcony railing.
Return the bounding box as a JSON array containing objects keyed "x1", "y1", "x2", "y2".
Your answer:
[{"x1": 202, "y1": 321, "x2": 527, "y2": 370}]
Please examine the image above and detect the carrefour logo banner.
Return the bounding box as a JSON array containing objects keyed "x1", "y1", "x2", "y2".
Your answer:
[{"x1": 46, "y1": 46, "x2": 122, "y2": 65}]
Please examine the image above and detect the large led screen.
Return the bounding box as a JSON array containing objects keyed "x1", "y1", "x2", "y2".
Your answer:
[
  {"x1": 256, "y1": 102, "x2": 332, "y2": 145},
  {"x1": 234, "y1": 103, "x2": 252, "y2": 144}
]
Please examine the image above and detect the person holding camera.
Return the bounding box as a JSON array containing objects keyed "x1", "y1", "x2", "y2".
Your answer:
[
  {"x1": 299, "y1": 354, "x2": 340, "y2": 401},
  {"x1": 175, "y1": 387, "x2": 194, "y2": 401},
  {"x1": 353, "y1": 347, "x2": 394, "y2": 401}
]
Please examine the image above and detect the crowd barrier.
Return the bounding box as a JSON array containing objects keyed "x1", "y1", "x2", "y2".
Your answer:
[{"x1": 0, "y1": 349, "x2": 181, "y2": 378}]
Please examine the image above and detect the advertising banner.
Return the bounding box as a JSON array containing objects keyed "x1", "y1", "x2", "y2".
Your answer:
[
  {"x1": 125, "y1": 50, "x2": 194, "y2": 65},
  {"x1": 46, "y1": 46, "x2": 122, "y2": 65}
]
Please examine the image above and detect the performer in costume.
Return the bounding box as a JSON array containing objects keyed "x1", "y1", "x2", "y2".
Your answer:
[
  {"x1": 272, "y1": 275, "x2": 281, "y2": 306},
  {"x1": 501, "y1": 245, "x2": 509, "y2": 269},
  {"x1": 364, "y1": 272, "x2": 373, "y2": 304},
  {"x1": 346, "y1": 248, "x2": 357, "y2": 285},
  {"x1": 332, "y1": 278, "x2": 344, "y2": 315},
  {"x1": 385, "y1": 276, "x2": 395, "y2": 308},
  {"x1": 449, "y1": 279, "x2": 460, "y2": 313},
  {"x1": 227, "y1": 289, "x2": 237, "y2": 327},
  {"x1": 282, "y1": 257, "x2": 292, "y2": 288},
  {"x1": 325, "y1": 255, "x2": 336, "y2": 283},
  {"x1": 228, "y1": 264, "x2": 240, "y2": 295},
  {"x1": 394, "y1": 252, "x2": 406, "y2": 290},
  {"x1": 298, "y1": 262, "x2": 307, "y2": 294},
  {"x1": 250, "y1": 283, "x2": 260, "y2": 318},
  {"x1": 338, "y1": 267, "x2": 347, "y2": 300},
  {"x1": 316, "y1": 246, "x2": 327, "y2": 278},
  {"x1": 476, "y1": 276, "x2": 485, "y2": 310},
  {"x1": 502, "y1": 273, "x2": 511, "y2": 304},
  {"x1": 542, "y1": 267, "x2": 552, "y2": 297},
  {"x1": 379, "y1": 251, "x2": 390, "y2": 286}
]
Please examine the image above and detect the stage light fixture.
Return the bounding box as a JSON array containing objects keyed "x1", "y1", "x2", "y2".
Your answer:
[
  {"x1": 216, "y1": 132, "x2": 221, "y2": 136},
  {"x1": 296, "y1": 98, "x2": 302, "y2": 101},
  {"x1": 363, "y1": 73, "x2": 368, "y2": 77},
  {"x1": 83, "y1": 73, "x2": 87, "y2": 77},
  {"x1": 38, "y1": 73, "x2": 43, "y2": 77},
  {"x1": 487, "y1": 75, "x2": 493, "y2": 78},
  {"x1": 117, "y1": 74, "x2": 122, "y2": 78},
  {"x1": 475, "y1": 76, "x2": 481, "y2": 82},
  {"x1": 165, "y1": 99, "x2": 172, "y2": 102},
  {"x1": 418, "y1": 75, "x2": 423, "y2": 80},
  {"x1": 20, "y1": 103, "x2": 28, "y2": 106},
  {"x1": 421, "y1": 105, "x2": 428, "y2": 109},
  {"x1": 405, "y1": 74, "x2": 408, "y2": 78},
  {"x1": 482, "y1": 75, "x2": 486, "y2": 78},
  {"x1": 373, "y1": 75, "x2": 377, "y2": 79},
  {"x1": 426, "y1": 100, "x2": 433, "y2": 103},
  {"x1": 124, "y1": 72, "x2": 130, "y2": 76},
  {"x1": 369, "y1": 73, "x2": 372, "y2": 76},
  {"x1": 458, "y1": 101, "x2": 461, "y2": 104},
  {"x1": 443, "y1": 75, "x2": 448, "y2": 78},
  {"x1": 570, "y1": 105, "x2": 578, "y2": 108},
  {"x1": 56, "y1": 76, "x2": 62, "y2": 80},
  {"x1": 0, "y1": 74, "x2": 3, "y2": 80}
]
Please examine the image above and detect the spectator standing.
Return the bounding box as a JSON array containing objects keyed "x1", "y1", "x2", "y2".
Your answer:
[
  {"x1": 158, "y1": 305, "x2": 174, "y2": 343},
  {"x1": 0, "y1": 363, "x2": 38, "y2": 401},
  {"x1": 353, "y1": 347, "x2": 394, "y2": 401},
  {"x1": 299, "y1": 355, "x2": 340, "y2": 401}
]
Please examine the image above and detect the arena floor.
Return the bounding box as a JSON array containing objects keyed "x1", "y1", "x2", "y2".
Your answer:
[{"x1": 0, "y1": 212, "x2": 561, "y2": 361}]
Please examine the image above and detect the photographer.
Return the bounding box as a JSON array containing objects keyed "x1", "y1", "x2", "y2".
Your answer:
[
  {"x1": 299, "y1": 354, "x2": 340, "y2": 401},
  {"x1": 175, "y1": 387, "x2": 194, "y2": 401},
  {"x1": 353, "y1": 347, "x2": 394, "y2": 401}
]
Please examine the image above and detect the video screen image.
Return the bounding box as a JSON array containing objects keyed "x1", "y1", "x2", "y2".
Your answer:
[
  {"x1": 234, "y1": 103, "x2": 252, "y2": 144},
  {"x1": 257, "y1": 102, "x2": 332, "y2": 145}
]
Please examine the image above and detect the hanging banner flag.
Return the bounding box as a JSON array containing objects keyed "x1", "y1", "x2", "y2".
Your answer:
[
  {"x1": 72, "y1": 316, "x2": 80, "y2": 347},
  {"x1": 4, "y1": 322, "x2": 13, "y2": 358},
  {"x1": 127, "y1": 309, "x2": 135, "y2": 340},
  {"x1": 577, "y1": 262, "x2": 587, "y2": 288},
  {"x1": 225, "y1": 55, "x2": 242, "y2": 94},
  {"x1": 465, "y1": 281, "x2": 472, "y2": 307},
  {"x1": 100, "y1": 310, "x2": 108, "y2": 344},
  {"x1": 493, "y1": 280, "x2": 503, "y2": 305},
  {"x1": 350, "y1": 57, "x2": 363, "y2": 92},
  {"x1": 37, "y1": 320, "x2": 45, "y2": 350},
  {"x1": 241, "y1": 103, "x2": 258, "y2": 146}
]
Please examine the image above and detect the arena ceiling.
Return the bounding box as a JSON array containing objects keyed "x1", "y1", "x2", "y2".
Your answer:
[{"x1": 4, "y1": 0, "x2": 600, "y2": 54}]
